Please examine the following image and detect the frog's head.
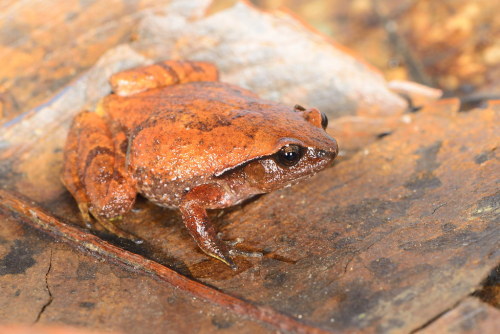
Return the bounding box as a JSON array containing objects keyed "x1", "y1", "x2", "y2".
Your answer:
[{"x1": 239, "y1": 104, "x2": 338, "y2": 193}]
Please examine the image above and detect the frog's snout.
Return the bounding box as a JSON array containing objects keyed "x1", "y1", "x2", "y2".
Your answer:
[
  {"x1": 317, "y1": 139, "x2": 338, "y2": 164},
  {"x1": 317, "y1": 148, "x2": 337, "y2": 160},
  {"x1": 331, "y1": 139, "x2": 339, "y2": 159},
  {"x1": 317, "y1": 149, "x2": 333, "y2": 159}
]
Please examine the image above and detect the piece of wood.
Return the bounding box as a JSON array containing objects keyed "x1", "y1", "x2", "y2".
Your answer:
[
  {"x1": 416, "y1": 297, "x2": 500, "y2": 334},
  {"x1": 0, "y1": 191, "x2": 326, "y2": 334},
  {"x1": 0, "y1": 211, "x2": 275, "y2": 333},
  {"x1": 1, "y1": 95, "x2": 498, "y2": 332}
]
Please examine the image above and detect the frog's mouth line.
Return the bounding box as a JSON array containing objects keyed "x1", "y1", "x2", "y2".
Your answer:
[
  {"x1": 214, "y1": 154, "x2": 270, "y2": 178},
  {"x1": 214, "y1": 147, "x2": 335, "y2": 179},
  {"x1": 214, "y1": 133, "x2": 337, "y2": 177},
  {"x1": 214, "y1": 138, "x2": 305, "y2": 177}
]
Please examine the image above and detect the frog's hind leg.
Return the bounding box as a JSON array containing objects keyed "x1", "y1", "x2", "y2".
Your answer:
[
  {"x1": 110, "y1": 60, "x2": 219, "y2": 96},
  {"x1": 62, "y1": 110, "x2": 139, "y2": 241},
  {"x1": 179, "y1": 184, "x2": 264, "y2": 270},
  {"x1": 61, "y1": 113, "x2": 94, "y2": 229},
  {"x1": 178, "y1": 185, "x2": 235, "y2": 269}
]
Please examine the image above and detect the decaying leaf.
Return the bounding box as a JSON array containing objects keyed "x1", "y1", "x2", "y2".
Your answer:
[{"x1": 0, "y1": 1, "x2": 498, "y2": 333}]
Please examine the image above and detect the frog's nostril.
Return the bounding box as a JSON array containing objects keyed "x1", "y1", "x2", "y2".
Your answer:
[
  {"x1": 317, "y1": 149, "x2": 337, "y2": 160},
  {"x1": 317, "y1": 150, "x2": 327, "y2": 158}
]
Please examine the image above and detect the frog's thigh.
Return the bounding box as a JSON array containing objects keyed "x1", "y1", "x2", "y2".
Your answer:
[
  {"x1": 179, "y1": 184, "x2": 236, "y2": 269},
  {"x1": 110, "y1": 60, "x2": 219, "y2": 96},
  {"x1": 62, "y1": 111, "x2": 93, "y2": 226},
  {"x1": 64, "y1": 111, "x2": 137, "y2": 220}
]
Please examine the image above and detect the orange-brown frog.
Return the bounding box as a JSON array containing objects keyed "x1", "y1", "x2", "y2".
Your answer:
[{"x1": 62, "y1": 60, "x2": 338, "y2": 269}]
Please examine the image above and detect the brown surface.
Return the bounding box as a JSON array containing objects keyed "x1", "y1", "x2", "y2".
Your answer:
[
  {"x1": 0, "y1": 325, "x2": 121, "y2": 334},
  {"x1": 1, "y1": 0, "x2": 499, "y2": 333},
  {"x1": 474, "y1": 266, "x2": 500, "y2": 308},
  {"x1": 417, "y1": 297, "x2": 500, "y2": 334},
  {"x1": 0, "y1": 210, "x2": 274, "y2": 334},
  {"x1": 1, "y1": 90, "x2": 498, "y2": 333},
  {"x1": 0, "y1": 0, "x2": 170, "y2": 122},
  {"x1": 0, "y1": 191, "x2": 320, "y2": 334}
]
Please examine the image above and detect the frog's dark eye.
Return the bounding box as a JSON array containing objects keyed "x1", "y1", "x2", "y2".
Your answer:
[
  {"x1": 276, "y1": 144, "x2": 303, "y2": 167},
  {"x1": 321, "y1": 112, "x2": 328, "y2": 130}
]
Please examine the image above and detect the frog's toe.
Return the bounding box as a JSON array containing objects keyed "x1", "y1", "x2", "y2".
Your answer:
[
  {"x1": 112, "y1": 228, "x2": 143, "y2": 244},
  {"x1": 218, "y1": 233, "x2": 263, "y2": 259},
  {"x1": 209, "y1": 245, "x2": 262, "y2": 270},
  {"x1": 221, "y1": 254, "x2": 238, "y2": 271},
  {"x1": 229, "y1": 248, "x2": 263, "y2": 258},
  {"x1": 112, "y1": 228, "x2": 144, "y2": 244},
  {"x1": 207, "y1": 248, "x2": 238, "y2": 270},
  {"x1": 93, "y1": 215, "x2": 143, "y2": 244},
  {"x1": 217, "y1": 233, "x2": 244, "y2": 247},
  {"x1": 77, "y1": 203, "x2": 93, "y2": 229}
]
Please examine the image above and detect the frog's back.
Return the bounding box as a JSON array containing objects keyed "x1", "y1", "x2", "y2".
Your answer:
[{"x1": 102, "y1": 81, "x2": 335, "y2": 182}]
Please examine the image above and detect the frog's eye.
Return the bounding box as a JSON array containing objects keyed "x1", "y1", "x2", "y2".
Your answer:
[
  {"x1": 321, "y1": 112, "x2": 328, "y2": 130},
  {"x1": 276, "y1": 144, "x2": 303, "y2": 167}
]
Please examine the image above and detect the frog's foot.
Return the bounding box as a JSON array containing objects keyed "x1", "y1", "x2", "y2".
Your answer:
[
  {"x1": 180, "y1": 184, "x2": 264, "y2": 270},
  {"x1": 110, "y1": 60, "x2": 219, "y2": 96},
  {"x1": 205, "y1": 244, "x2": 238, "y2": 271},
  {"x1": 180, "y1": 206, "x2": 237, "y2": 269},
  {"x1": 76, "y1": 201, "x2": 142, "y2": 243},
  {"x1": 93, "y1": 215, "x2": 143, "y2": 244},
  {"x1": 77, "y1": 202, "x2": 93, "y2": 229},
  {"x1": 229, "y1": 247, "x2": 264, "y2": 258},
  {"x1": 218, "y1": 234, "x2": 264, "y2": 258},
  {"x1": 223, "y1": 236, "x2": 244, "y2": 247},
  {"x1": 196, "y1": 236, "x2": 263, "y2": 270},
  {"x1": 194, "y1": 230, "x2": 238, "y2": 270}
]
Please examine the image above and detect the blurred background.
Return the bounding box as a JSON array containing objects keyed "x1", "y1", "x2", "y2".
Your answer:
[
  {"x1": 249, "y1": 0, "x2": 499, "y2": 98},
  {"x1": 1, "y1": 0, "x2": 499, "y2": 123}
]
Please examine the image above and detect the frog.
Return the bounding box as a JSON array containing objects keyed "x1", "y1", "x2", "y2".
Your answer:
[{"x1": 62, "y1": 60, "x2": 338, "y2": 269}]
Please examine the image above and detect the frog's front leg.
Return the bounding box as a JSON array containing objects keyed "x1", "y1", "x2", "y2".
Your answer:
[
  {"x1": 110, "y1": 60, "x2": 219, "y2": 96},
  {"x1": 62, "y1": 111, "x2": 138, "y2": 241},
  {"x1": 179, "y1": 184, "x2": 240, "y2": 269}
]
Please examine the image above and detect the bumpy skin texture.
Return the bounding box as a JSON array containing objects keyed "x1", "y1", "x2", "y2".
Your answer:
[{"x1": 62, "y1": 60, "x2": 338, "y2": 268}]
